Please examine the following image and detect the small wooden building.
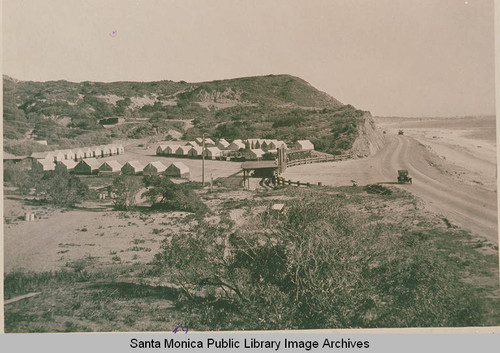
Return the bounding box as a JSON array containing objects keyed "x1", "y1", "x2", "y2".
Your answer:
[
  {"x1": 143, "y1": 161, "x2": 167, "y2": 175},
  {"x1": 121, "y1": 161, "x2": 145, "y2": 175},
  {"x1": 164, "y1": 162, "x2": 190, "y2": 178},
  {"x1": 74, "y1": 158, "x2": 102, "y2": 175}
]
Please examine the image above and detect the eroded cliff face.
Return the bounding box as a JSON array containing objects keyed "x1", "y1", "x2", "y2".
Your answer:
[{"x1": 351, "y1": 112, "x2": 386, "y2": 157}]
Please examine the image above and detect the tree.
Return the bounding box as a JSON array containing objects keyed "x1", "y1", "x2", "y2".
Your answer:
[
  {"x1": 17, "y1": 169, "x2": 88, "y2": 207},
  {"x1": 142, "y1": 176, "x2": 208, "y2": 214},
  {"x1": 111, "y1": 175, "x2": 143, "y2": 210}
]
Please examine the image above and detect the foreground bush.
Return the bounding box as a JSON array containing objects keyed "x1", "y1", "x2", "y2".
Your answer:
[{"x1": 153, "y1": 192, "x2": 485, "y2": 330}]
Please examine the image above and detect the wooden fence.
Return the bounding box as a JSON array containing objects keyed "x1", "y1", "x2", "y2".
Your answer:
[
  {"x1": 274, "y1": 177, "x2": 322, "y2": 187},
  {"x1": 285, "y1": 153, "x2": 351, "y2": 167}
]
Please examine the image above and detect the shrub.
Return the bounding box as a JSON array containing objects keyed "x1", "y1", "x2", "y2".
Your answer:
[
  {"x1": 111, "y1": 175, "x2": 143, "y2": 210},
  {"x1": 154, "y1": 192, "x2": 486, "y2": 330},
  {"x1": 12, "y1": 169, "x2": 88, "y2": 207},
  {"x1": 142, "y1": 176, "x2": 208, "y2": 214}
]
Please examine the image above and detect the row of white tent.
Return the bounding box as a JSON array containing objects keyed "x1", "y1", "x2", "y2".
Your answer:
[
  {"x1": 157, "y1": 138, "x2": 290, "y2": 157},
  {"x1": 33, "y1": 158, "x2": 190, "y2": 178},
  {"x1": 157, "y1": 144, "x2": 274, "y2": 160},
  {"x1": 157, "y1": 144, "x2": 224, "y2": 158},
  {"x1": 30, "y1": 144, "x2": 125, "y2": 163},
  {"x1": 157, "y1": 138, "x2": 314, "y2": 156}
]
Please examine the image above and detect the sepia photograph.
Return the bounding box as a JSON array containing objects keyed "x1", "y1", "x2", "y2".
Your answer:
[{"x1": 2, "y1": 0, "x2": 499, "y2": 333}]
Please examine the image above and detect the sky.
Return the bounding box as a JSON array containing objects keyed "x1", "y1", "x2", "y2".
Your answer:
[{"x1": 2, "y1": 0, "x2": 496, "y2": 117}]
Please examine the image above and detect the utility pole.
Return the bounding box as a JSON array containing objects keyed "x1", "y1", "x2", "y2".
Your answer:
[{"x1": 202, "y1": 133, "x2": 205, "y2": 186}]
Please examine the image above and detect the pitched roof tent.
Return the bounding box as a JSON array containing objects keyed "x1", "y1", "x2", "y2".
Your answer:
[
  {"x1": 82, "y1": 158, "x2": 103, "y2": 169},
  {"x1": 73, "y1": 158, "x2": 102, "y2": 174},
  {"x1": 57, "y1": 159, "x2": 78, "y2": 169},
  {"x1": 228, "y1": 140, "x2": 246, "y2": 150},
  {"x1": 125, "y1": 160, "x2": 144, "y2": 170},
  {"x1": 164, "y1": 161, "x2": 190, "y2": 178},
  {"x1": 195, "y1": 137, "x2": 215, "y2": 145},
  {"x1": 33, "y1": 159, "x2": 56, "y2": 171},
  {"x1": 188, "y1": 146, "x2": 203, "y2": 155},
  {"x1": 99, "y1": 160, "x2": 122, "y2": 172},
  {"x1": 176, "y1": 146, "x2": 192, "y2": 155},
  {"x1": 144, "y1": 161, "x2": 167, "y2": 175},
  {"x1": 205, "y1": 146, "x2": 222, "y2": 157},
  {"x1": 249, "y1": 148, "x2": 265, "y2": 158},
  {"x1": 295, "y1": 140, "x2": 314, "y2": 150},
  {"x1": 216, "y1": 139, "x2": 230, "y2": 149},
  {"x1": 157, "y1": 145, "x2": 167, "y2": 154}
]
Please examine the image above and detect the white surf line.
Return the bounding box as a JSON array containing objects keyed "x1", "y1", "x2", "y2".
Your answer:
[
  {"x1": 403, "y1": 136, "x2": 496, "y2": 209},
  {"x1": 384, "y1": 136, "x2": 497, "y2": 239},
  {"x1": 402, "y1": 139, "x2": 497, "y2": 218},
  {"x1": 4, "y1": 292, "x2": 41, "y2": 305}
]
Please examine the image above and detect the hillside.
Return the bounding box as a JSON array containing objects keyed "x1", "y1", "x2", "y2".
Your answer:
[{"x1": 3, "y1": 74, "x2": 377, "y2": 156}]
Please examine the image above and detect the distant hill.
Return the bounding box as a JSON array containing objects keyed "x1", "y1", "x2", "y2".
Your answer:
[{"x1": 3, "y1": 74, "x2": 377, "y2": 156}]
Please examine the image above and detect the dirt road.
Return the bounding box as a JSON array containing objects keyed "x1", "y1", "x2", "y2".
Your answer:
[{"x1": 283, "y1": 135, "x2": 498, "y2": 243}]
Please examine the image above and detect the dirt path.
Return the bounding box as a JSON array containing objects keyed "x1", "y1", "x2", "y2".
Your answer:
[{"x1": 284, "y1": 135, "x2": 498, "y2": 243}]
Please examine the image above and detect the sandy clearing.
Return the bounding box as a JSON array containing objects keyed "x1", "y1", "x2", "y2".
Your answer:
[{"x1": 3, "y1": 199, "x2": 191, "y2": 273}]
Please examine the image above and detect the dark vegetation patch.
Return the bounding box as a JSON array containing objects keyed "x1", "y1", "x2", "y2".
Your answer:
[{"x1": 363, "y1": 184, "x2": 392, "y2": 195}]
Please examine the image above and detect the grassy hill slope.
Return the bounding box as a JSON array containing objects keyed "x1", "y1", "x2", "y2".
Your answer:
[{"x1": 3, "y1": 74, "x2": 367, "y2": 156}]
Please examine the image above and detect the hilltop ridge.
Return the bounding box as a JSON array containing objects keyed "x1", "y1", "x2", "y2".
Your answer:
[{"x1": 3, "y1": 74, "x2": 380, "y2": 157}]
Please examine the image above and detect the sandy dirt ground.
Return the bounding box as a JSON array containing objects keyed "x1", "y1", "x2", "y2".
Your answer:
[
  {"x1": 283, "y1": 116, "x2": 497, "y2": 243},
  {"x1": 3, "y1": 197, "x2": 194, "y2": 273},
  {"x1": 3, "y1": 139, "x2": 243, "y2": 274}
]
